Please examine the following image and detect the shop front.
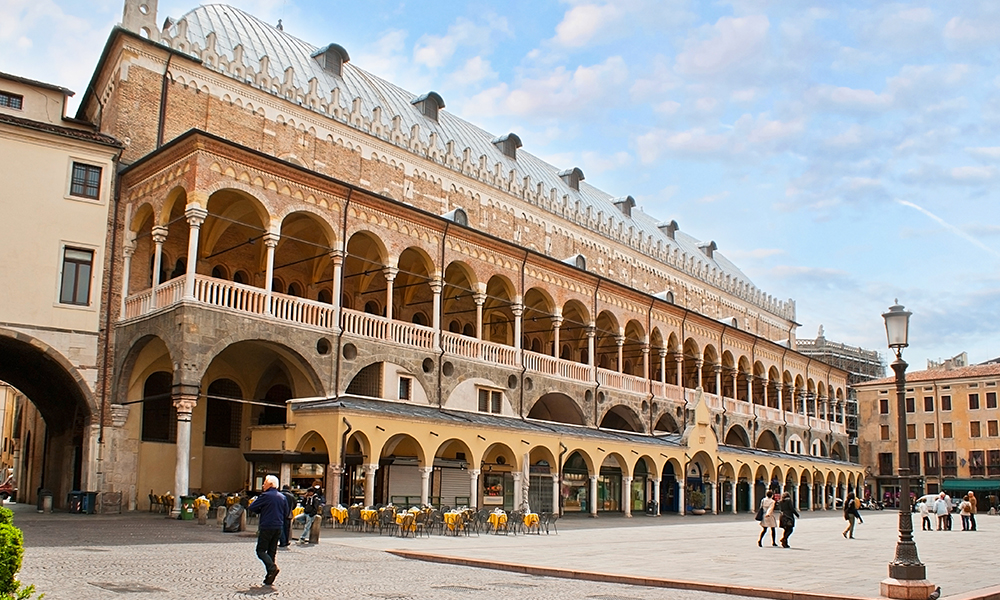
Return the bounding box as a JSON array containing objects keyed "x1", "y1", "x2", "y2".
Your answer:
[
  {"x1": 562, "y1": 452, "x2": 590, "y2": 513},
  {"x1": 245, "y1": 451, "x2": 329, "y2": 493}
]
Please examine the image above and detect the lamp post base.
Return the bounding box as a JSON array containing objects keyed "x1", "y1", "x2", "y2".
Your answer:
[{"x1": 880, "y1": 578, "x2": 937, "y2": 599}]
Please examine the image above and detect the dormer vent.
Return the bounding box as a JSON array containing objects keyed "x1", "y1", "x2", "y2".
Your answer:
[
  {"x1": 492, "y1": 133, "x2": 521, "y2": 159},
  {"x1": 310, "y1": 44, "x2": 350, "y2": 77},
  {"x1": 442, "y1": 207, "x2": 468, "y2": 227},
  {"x1": 698, "y1": 240, "x2": 717, "y2": 259},
  {"x1": 658, "y1": 220, "x2": 679, "y2": 240},
  {"x1": 612, "y1": 196, "x2": 635, "y2": 217},
  {"x1": 719, "y1": 316, "x2": 738, "y2": 328},
  {"x1": 654, "y1": 290, "x2": 675, "y2": 304},
  {"x1": 411, "y1": 91, "x2": 445, "y2": 122},
  {"x1": 558, "y1": 167, "x2": 584, "y2": 191},
  {"x1": 563, "y1": 254, "x2": 587, "y2": 270}
]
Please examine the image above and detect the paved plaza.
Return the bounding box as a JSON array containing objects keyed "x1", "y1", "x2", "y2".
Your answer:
[{"x1": 12, "y1": 504, "x2": 1000, "y2": 600}]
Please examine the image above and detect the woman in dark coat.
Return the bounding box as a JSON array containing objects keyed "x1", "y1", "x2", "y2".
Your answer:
[
  {"x1": 843, "y1": 491, "x2": 863, "y2": 538},
  {"x1": 778, "y1": 492, "x2": 800, "y2": 548}
]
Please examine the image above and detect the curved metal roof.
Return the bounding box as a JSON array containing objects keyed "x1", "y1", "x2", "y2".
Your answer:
[{"x1": 166, "y1": 4, "x2": 766, "y2": 302}]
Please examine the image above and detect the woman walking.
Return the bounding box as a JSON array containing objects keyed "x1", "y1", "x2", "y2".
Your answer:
[
  {"x1": 757, "y1": 490, "x2": 778, "y2": 547},
  {"x1": 843, "y1": 492, "x2": 863, "y2": 538},
  {"x1": 778, "y1": 492, "x2": 800, "y2": 548}
]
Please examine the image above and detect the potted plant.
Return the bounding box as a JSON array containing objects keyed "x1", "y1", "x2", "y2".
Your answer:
[{"x1": 688, "y1": 490, "x2": 706, "y2": 515}]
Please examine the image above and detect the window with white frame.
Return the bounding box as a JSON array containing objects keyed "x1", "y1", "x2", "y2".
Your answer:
[
  {"x1": 59, "y1": 247, "x2": 94, "y2": 305},
  {"x1": 0, "y1": 91, "x2": 23, "y2": 110},
  {"x1": 477, "y1": 388, "x2": 502, "y2": 414},
  {"x1": 69, "y1": 162, "x2": 102, "y2": 199},
  {"x1": 398, "y1": 376, "x2": 412, "y2": 401}
]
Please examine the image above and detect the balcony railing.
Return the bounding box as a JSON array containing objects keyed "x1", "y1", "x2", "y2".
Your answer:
[
  {"x1": 441, "y1": 331, "x2": 518, "y2": 367},
  {"x1": 524, "y1": 352, "x2": 594, "y2": 383},
  {"x1": 724, "y1": 396, "x2": 754, "y2": 416},
  {"x1": 342, "y1": 308, "x2": 435, "y2": 350},
  {"x1": 597, "y1": 368, "x2": 649, "y2": 394}
]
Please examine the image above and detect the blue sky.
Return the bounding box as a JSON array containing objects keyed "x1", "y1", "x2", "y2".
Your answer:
[{"x1": 3, "y1": 0, "x2": 999, "y2": 370}]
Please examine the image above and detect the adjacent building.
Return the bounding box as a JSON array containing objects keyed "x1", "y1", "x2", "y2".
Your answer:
[{"x1": 856, "y1": 361, "x2": 1000, "y2": 511}]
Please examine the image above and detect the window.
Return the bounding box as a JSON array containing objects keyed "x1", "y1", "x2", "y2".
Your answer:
[
  {"x1": 0, "y1": 91, "x2": 23, "y2": 110},
  {"x1": 59, "y1": 247, "x2": 94, "y2": 305},
  {"x1": 969, "y1": 393, "x2": 980, "y2": 410},
  {"x1": 942, "y1": 451, "x2": 957, "y2": 476},
  {"x1": 878, "y1": 452, "x2": 894, "y2": 476},
  {"x1": 970, "y1": 450, "x2": 985, "y2": 476},
  {"x1": 70, "y1": 162, "x2": 102, "y2": 199},
  {"x1": 141, "y1": 372, "x2": 176, "y2": 443},
  {"x1": 879, "y1": 398, "x2": 889, "y2": 414},
  {"x1": 989, "y1": 450, "x2": 1000, "y2": 476},
  {"x1": 909, "y1": 452, "x2": 920, "y2": 476},
  {"x1": 924, "y1": 452, "x2": 939, "y2": 476},
  {"x1": 205, "y1": 378, "x2": 242, "y2": 448},
  {"x1": 880, "y1": 425, "x2": 890, "y2": 440},
  {"x1": 924, "y1": 423, "x2": 935, "y2": 439},
  {"x1": 987, "y1": 392, "x2": 997, "y2": 409},
  {"x1": 906, "y1": 424, "x2": 916, "y2": 439},
  {"x1": 905, "y1": 397, "x2": 915, "y2": 413},
  {"x1": 477, "y1": 388, "x2": 502, "y2": 414},
  {"x1": 923, "y1": 397, "x2": 934, "y2": 412},
  {"x1": 398, "y1": 377, "x2": 412, "y2": 401},
  {"x1": 941, "y1": 395, "x2": 951, "y2": 411},
  {"x1": 989, "y1": 420, "x2": 998, "y2": 437},
  {"x1": 942, "y1": 422, "x2": 952, "y2": 438},
  {"x1": 970, "y1": 421, "x2": 981, "y2": 437}
]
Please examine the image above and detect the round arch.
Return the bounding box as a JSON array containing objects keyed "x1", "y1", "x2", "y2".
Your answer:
[
  {"x1": 599, "y1": 404, "x2": 644, "y2": 433},
  {"x1": 527, "y1": 393, "x2": 586, "y2": 425}
]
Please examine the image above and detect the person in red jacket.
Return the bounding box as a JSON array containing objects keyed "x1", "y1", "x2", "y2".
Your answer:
[{"x1": 247, "y1": 475, "x2": 288, "y2": 586}]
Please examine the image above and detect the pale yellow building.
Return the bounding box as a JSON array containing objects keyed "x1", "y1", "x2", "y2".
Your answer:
[{"x1": 856, "y1": 362, "x2": 1000, "y2": 511}]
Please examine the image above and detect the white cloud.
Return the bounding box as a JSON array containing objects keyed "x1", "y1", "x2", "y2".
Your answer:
[
  {"x1": 805, "y1": 85, "x2": 892, "y2": 111},
  {"x1": 552, "y1": 3, "x2": 621, "y2": 48},
  {"x1": 943, "y1": 16, "x2": 1000, "y2": 46},
  {"x1": 967, "y1": 147, "x2": 1000, "y2": 159},
  {"x1": 675, "y1": 15, "x2": 770, "y2": 77},
  {"x1": 653, "y1": 100, "x2": 681, "y2": 115},
  {"x1": 447, "y1": 56, "x2": 496, "y2": 87},
  {"x1": 950, "y1": 166, "x2": 995, "y2": 182},
  {"x1": 695, "y1": 191, "x2": 730, "y2": 203},
  {"x1": 635, "y1": 127, "x2": 728, "y2": 163},
  {"x1": 413, "y1": 16, "x2": 510, "y2": 69}
]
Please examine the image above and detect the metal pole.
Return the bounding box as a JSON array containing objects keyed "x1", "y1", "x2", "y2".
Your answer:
[{"x1": 888, "y1": 354, "x2": 926, "y2": 580}]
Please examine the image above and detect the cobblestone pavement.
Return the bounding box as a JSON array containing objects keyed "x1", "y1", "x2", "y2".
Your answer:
[{"x1": 13, "y1": 504, "x2": 1000, "y2": 600}]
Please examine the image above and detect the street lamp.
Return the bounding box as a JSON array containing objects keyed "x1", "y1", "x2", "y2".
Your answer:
[{"x1": 879, "y1": 301, "x2": 936, "y2": 599}]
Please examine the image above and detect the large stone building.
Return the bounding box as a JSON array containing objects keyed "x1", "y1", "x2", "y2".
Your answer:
[
  {"x1": 0, "y1": 72, "x2": 122, "y2": 508},
  {"x1": 856, "y1": 361, "x2": 1000, "y2": 510},
  {"x1": 4, "y1": 0, "x2": 864, "y2": 515}
]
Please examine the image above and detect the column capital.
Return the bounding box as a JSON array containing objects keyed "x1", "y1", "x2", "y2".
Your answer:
[
  {"x1": 551, "y1": 314, "x2": 564, "y2": 327},
  {"x1": 172, "y1": 396, "x2": 197, "y2": 416},
  {"x1": 328, "y1": 249, "x2": 344, "y2": 264},
  {"x1": 713, "y1": 364, "x2": 723, "y2": 374},
  {"x1": 151, "y1": 226, "x2": 169, "y2": 243},
  {"x1": 641, "y1": 344, "x2": 650, "y2": 355},
  {"x1": 419, "y1": 466, "x2": 434, "y2": 476},
  {"x1": 363, "y1": 463, "x2": 379, "y2": 476},
  {"x1": 429, "y1": 277, "x2": 444, "y2": 294},
  {"x1": 511, "y1": 471, "x2": 522, "y2": 481},
  {"x1": 263, "y1": 231, "x2": 280, "y2": 248},
  {"x1": 510, "y1": 303, "x2": 524, "y2": 317},
  {"x1": 469, "y1": 469, "x2": 481, "y2": 478},
  {"x1": 383, "y1": 266, "x2": 399, "y2": 281},
  {"x1": 589, "y1": 474, "x2": 598, "y2": 482},
  {"x1": 472, "y1": 292, "x2": 487, "y2": 306},
  {"x1": 123, "y1": 242, "x2": 136, "y2": 258},
  {"x1": 184, "y1": 204, "x2": 208, "y2": 227},
  {"x1": 615, "y1": 335, "x2": 625, "y2": 347},
  {"x1": 658, "y1": 347, "x2": 668, "y2": 358}
]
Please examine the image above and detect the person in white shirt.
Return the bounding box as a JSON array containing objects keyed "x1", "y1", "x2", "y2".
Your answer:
[
  {"x1": 934, "y1": 493, "x2": 949, "y2": 531},
  {"x1": 918, "y1": 500, "x2": 931, "y2": 531}
]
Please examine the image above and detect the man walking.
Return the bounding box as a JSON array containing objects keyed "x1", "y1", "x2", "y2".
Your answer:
[
  {"x1": 278, "y1": 485, "x2": 297, "y2": 548},
  {"x1": 968, "y1": 491, "x2": 977, "y2": 531},
  {"x1": 247, "y1": 475, "x2": 287, "y2": 586}
]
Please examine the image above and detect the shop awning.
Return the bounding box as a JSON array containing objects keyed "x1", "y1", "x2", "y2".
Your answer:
[{"x1": 940, "y1": 479, "x2": 1000, "y2": 492}]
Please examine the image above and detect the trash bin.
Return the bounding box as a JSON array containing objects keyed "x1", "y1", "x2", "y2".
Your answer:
[
  {"x1": 81, "y1": 491, "x2": 98, "y2": 515},
  {"x1": 68, "y1": 491, "x2": 83, "y2": 514},
  {"x1": 180, "y1": 496, "x2": 196, "y2": 520},
  {"x1": 646, "y1": 501, "x2": 658, "y2": 515},
  {"x1": 36, "y1": 489, "x2": 52, "y2": 514}
]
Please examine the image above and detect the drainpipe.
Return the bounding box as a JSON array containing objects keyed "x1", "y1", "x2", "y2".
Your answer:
[
  {"x1": 718, "y1": 323, "x2": 728, "y2": 441},
  {"x1": 558, "y1": 442, "x2": 567, "y2": 516},
  {"x1": 646, "y1": 296, "x2": 655, "y2": 434},
  {"x1": 437, "y1": 222, "x2": 450, "y2": 409},
  {"x1": 338, "y1": 417, "x2": 352, "y2": 507},
  {"x1": 156, "y1": 54, "x2": 175, "y2": 148},
  {"x1": 591, "y1": 279, "x2": 602, "y2": 425},
  {"x1": 680, "y1": 312, "x2": 688, "y2": 429},
  {"x1": 518, "y1": 250, "x2": 528, "y2": 416},
  {"x1": 333, "y1": 190, "x2": 353, "y2": 398}
]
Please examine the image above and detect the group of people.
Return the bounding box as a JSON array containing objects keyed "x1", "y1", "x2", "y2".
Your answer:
[
  {"x1": 756, "y1": 490, "x2": 800, "y2": 548},
  {"x1": 919, "y1": 491, "x2": 978, "y2": 532},
  {"x1": 246, "y1": 476, "x2": 327, "y2": 588}
]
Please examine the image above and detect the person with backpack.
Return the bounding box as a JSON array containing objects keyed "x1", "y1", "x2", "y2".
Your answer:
[
  {"x1": 297, "y1": 484, "x2": 325, "y2": 544},
  {"x1": 278, "y1": 485, "x2": 298, "y2": 548},
  {"x1": 842, "y1": 491, "x2": 863, "y2": 538}
]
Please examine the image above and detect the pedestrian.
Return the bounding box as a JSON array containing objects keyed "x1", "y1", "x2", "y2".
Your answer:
[
  {"x1": 757, "y1": 489, "x2": 778, "y2": 547},
  {"x1": 944, "y1": 492, "x2": 953, "y2": 530},
  {"x1": 246, "y1": 475, "x2": 287, "y2": 587},
  {"x1": 960, "y1": 494, "x2": 972, "y2": 531},
  {"x1": 934, "y1": 492, "x2": 949, "y2": 531},
  {"x1": 843, "y1": 491, "x2": 863, "y2": 539},
  {"x1": 968, "y1": 491, "x2": 977, "y2": 531},
  {"x1": 278, "y1": 485, "x2": 297, "y2": 548},
  {"x1": 297, "y1": 484, "x2": 325, "y2": 544},
  {"x1": 919, "y1": 499, "x2": 931, "y2": 531},
  {"x1": 778, "y1": 492, "x2": 800, "y2": 548}
]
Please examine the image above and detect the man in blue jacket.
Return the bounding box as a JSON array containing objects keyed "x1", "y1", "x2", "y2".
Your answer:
[{"x1": 247, "y1": 475, "x2": 287, "y2": 586}]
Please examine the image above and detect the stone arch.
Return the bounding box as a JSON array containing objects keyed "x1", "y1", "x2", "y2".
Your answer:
[
  {"x1": 381, "y1": 433, "x2": 428, "y2": 465},
  {"x1": 724, "y1": 423, "x2": 751, "y2": 447},
  {"x1": 599, "y1": 404, "x2": 644, "y2": 433},
  {"x1": 343, "y1": 230, "x2": 390, "y2": 312},
  {"x1": 295, "y1": 430, "x2": 330, "y2": 454},
  {"x1": 560, "y1": 299, "x2": 592, "y2": 363},
  {"x1": 653, "y1": 410, "x2": 680, "y2": 433},
  {"x1": 527, "y1": 392, "x2": 586, "y2": 425},
  {"x1": 756, "y1": 429, "x2": 781, "y2": 451}
]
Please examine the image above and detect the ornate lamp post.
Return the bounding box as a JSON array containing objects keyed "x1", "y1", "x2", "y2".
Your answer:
[{"x1": 879, "y1": 301, "x2": 936, "y2": 599}]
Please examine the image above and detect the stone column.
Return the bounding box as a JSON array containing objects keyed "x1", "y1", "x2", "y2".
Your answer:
[
  {"x1": 511, "y1": 301, "x2": 523, "y2": 352},
  {"x1": 622, "y1": 476, "x2": 633, "y2": 517},
  {"x1": 279, "y1": 463, "x2": 291, "y2": 489},
  {"x1": 762, "y1": 378, "x2": 769, "y2": 409},
  {"x1": 589, "y1": 475, "x2": 599, "y2": 517},
  {"x1": 383, "y1": 266, "x2": 398, "y2": 321},
  {"x1": 551, "y1": 473, "x2": 560, "y2": 514},
  {"x1": 363, "y1": 464, "x2": 378, "y2": 508},
  {"x1": 473, "y1": 291, "x2": 486, "y2": 339},
  {"x1": 120, "y1": 241, "x2": 135, "y2": 317},
  {"x1": 676, "y1": 354, "x2": 684, "y2": 387},
  {"x1": 183, "y1": 204, "x2": 207, "y2": 299},
  {"x1": 746, "y1": 374, "x2": 754, "y2": 404},
  {"x1": 586, "y1": 324, "x2": 596, "y2": 367},
  {"x1": 263, "y1": 231, "x2": 279, "y2": 315},
  {"x1": 711, "y1": 481, "x2": 718, "y2": 514},
  {"x1": 808, "y1": 483, "x2": 814, "y2": 511},
  {"x1": 420, "y1": 466, "x2": 433, "y2": 506},
  {"x1": 328, "y1": 464, "x2": 342, "y2": 507},
  {"x1": 731, "y1": 481, "x2": 738, "y2": 514},
  {"x1": 678, "y1": 481, "x2": 686, "y2": 516},
  {"x1": 777, "y1": 384, "x2": 784, "y2": 412},
  {"x1": 642, "y1": 343, "x2": 650, "y2": 381},
  {"x1": 149, "y1": 226, "x2": 168, "y2": 309},
  {"x1": 551, "y1": 314, "x2": 563, "y2": 358},
  {"x1": 659, "y1": 349, "x2": 667, "y2": 384},
  {"x1": 468, "y1": 469, "x2": 481, "y2": 509},
  {"x1": 714, "y1": 364, "x2": 722, "y2": 396},
  {"x1": 695, "y1": 359, "x2": 703, "y2": 389},
  {"x1": 329, "y1": 250, "x2": 344, "y2": 333},
  {"x1": 652, "y1": 478, "x2": 661, "y2": 515},
  {"x1": 731, "y1": 371, "x2": 739, "y2": 401},
  {"x1": 615, "y1": 334, "x2": 625, "y2": 372},
  {"x1": 512, "y1": 472, "x2": 522, "y2": 510},
  {"x1": 748, "y1": 479, "x2": 755, "y2": 514},
  {"x1": 171, "y1": 394, "x2": 197, "y2": 518},
  {"x1": 430, "y1": 277, "x2": 443, "y2": 349}
]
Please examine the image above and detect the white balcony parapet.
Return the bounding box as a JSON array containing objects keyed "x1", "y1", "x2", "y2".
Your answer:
[
  {"x1": 342, "y1": 308, "x2": 434, "y2": 349},
  {"x1": 193, "y1": 275, "x2": 268, "y2": 316},
  {"x1": 808, "y1": 416, "x2": 828, "y2": 431},
  {"x1": 758, "y1": 406, "x2": 783, "y2": 422},
  {"x1": 124, "y1": 288, "x2": 154, "y2": 319},
  {"x1": 724, "y1": 396, "x2": 754, "y2": 416},
  {"x1": 441, "y1": 331, "x2": 519, "y2": 367},
  {"x1": 787, "y1": 412, "x2": 809, "y2": 427},
  {"x1": 597, "y1": 368, "x2": 649, "y2": 394},
  {"x1": 524, "y1": 352, "x2": 594, "y2": 383}
]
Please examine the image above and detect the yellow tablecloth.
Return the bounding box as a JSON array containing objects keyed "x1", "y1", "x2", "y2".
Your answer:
[
  {"x1": 523, "y1": 513, "x2": 539, "y2": 528},
  {"x1": 330, "y1": 506, "x2": 347, "y2": 524},
  {"x1": 395, "y1": 513, "x2": 416, "y2": 532},
  {"x1": 488, "y1": 512, "x2": 507, "y2": 529},
  {"x1": 444, "y1": 512, "x2": 462, "y2": 531},
  {"x1": 292, "y1": 506, "x2": 304, "y2": 518},
  {"x1": 361, "y1": 509, "x2": 377, "y2": 525}
]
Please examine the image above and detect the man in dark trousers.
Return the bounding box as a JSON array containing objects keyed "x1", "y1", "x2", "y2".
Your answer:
[
  {"x1": 778, "y1": 492, "x2": 800, "y2": 548},
  {"x1": 278, "y1": 485, "x2": 297, "y2": 548},
  {"x1": 247, "y1": 475, "x2": 287, "y2": 586}
]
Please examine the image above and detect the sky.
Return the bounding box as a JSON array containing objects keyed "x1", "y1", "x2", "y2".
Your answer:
[{"x1": 3, "y1": 0, "x2": 999, "y2": 372}]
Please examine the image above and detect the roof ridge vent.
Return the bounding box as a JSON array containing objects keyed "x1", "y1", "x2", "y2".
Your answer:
[
  {"x1": 412, "y1": 91, "x2": 445, "y2": 122},
  {"x1": 611, "y1": 196, "x2": 635, "y2": 217},
  {"x1": 442, "y1": 207, "x2": 468, "y2": 227},
  {"x1": 658, "y1": 220, "x2": 679, "y2": 240},
  {"x1": 563, "y1": 253, "x2": 587, "y2": 270},
  {"x1": 558, "y1": 167, "x2": 584, "y2": 191},
  {"x1": 492, "y1": 133, "x2": 521, "y2": 159},
  {"x1": 310, "y1": 44, "x2": 350, "y2": 77},
  {"x1": 698, "y1": 240, "x2": 717, "y2": 259}
]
